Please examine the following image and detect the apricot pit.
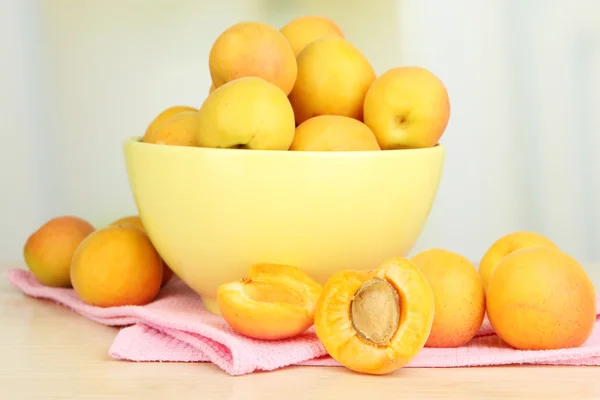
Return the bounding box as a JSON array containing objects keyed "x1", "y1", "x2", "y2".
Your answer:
[
  {"x1": 314, "y1": 257, "x2": 435, "y2": 375},
  {"x1": 350, "y1": 277, "x2": 400, "y2": 346}
]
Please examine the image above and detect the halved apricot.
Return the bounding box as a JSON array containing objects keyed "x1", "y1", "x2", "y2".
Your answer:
[
  {"x1": 314, "y1": 257, "x2": 435, "y2": 375},
  {"x1": 216, "y1": 263, "x2": 323, "y2": 340}
]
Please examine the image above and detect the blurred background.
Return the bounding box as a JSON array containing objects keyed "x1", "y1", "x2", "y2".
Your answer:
[{"x1": 1, "y1": 0, "x2": 599, "y2": 279}]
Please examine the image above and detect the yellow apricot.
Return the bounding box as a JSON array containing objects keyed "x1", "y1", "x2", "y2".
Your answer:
[
  {"x1": 288, "y1": 37, "x2": 376, "y2": 125},
  {"x1": 314, "y1": 257, "x2": 435, "y2": 375},
  {"x1": 290, "y1": 115, "x2": 381, "y2": 151},
  {"x1": 280, "y1": 15, "x2": 344, "y2": 57},
  {"x1": 479, "y1": 231, "x2": 558, "y2": 291},
  {"x1": 141, "y1": 105, "x2": 197, "y2": 142},
  {"x1": 145, "y1": 111, "x2": 199, "y2": 147},
  {"x1": 487, "y1": 247, "x2": 596, "y2": 351},
  {"x1": 217, "y1": 263, "x2": 323, "y2": 340},
  {"x1": 411, "y1": 248, "x2": 486, "y2": 348}
]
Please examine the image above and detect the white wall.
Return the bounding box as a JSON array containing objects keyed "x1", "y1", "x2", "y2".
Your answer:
[{"x1": 2, "y1": 0, "x2": 599, "y2": 285}]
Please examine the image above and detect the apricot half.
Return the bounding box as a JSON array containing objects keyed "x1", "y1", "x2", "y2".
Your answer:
[
  {"x1": 217, "y1": 263, "x2": 323, "y2": 340},
  {"x1": 314, "y1": 257, "x2": 435, "y2": 375},
  {"x1": 487, "y1": 247, "x2": 597, "y2": 351}
]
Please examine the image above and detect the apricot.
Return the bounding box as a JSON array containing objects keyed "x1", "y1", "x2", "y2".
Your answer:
[
  {"x1": 109, "y1": 215, "x2": 145, "y2": 232},
  {"x1": 23, "y1": 216, "x2": 95, "y2": 287},
  {"x1": 70, "y1": 225, "x2": 163, "y2": 307},
  {"x1": 363, "y1": 66, "x2": 450, "y2": 149},
  {"x1": 288, "y1": 37, "x2": 376, "y2": 125},
  {"x1": 486, "y1": 247, "x2": 596, "y2": 350},
  {"x1": 209, "y1": 21, "x2": 297, "y2": 95},
  {"x1": 108, "y1": 215, "x2": 174, "y2": 286},
  {"x1": 410, "y1": 248, "x2": 486, "y2": 348},
  {"x1": 314, "y1": 257, "x2": 435, "y2": 375},
  {"x1": 141, "y1": 105, "x2": 197, "y2": 142},
  {"x1": 290, "y1": 115, "x2": 381, "y2": 151},
  {"x1": 144, "y1": 111, "x2": 199, "y2": 147},
  {"x1": 479, "y1": 231, "x2": 558, "y2": 291},
  {"x1": 217, "y1": 263, "x2": 323, "y2": 340},
  {"x1": 280, "y1": 15, "x2": 344, "y2": 57},
  {"x1": 196, "y1": 76, "x2": 296, "y2": 150}
]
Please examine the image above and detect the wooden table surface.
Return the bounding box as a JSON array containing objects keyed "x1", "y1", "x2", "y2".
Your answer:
[{"x1": 1, "y1": 261, "x2": 599, "y2": 400}]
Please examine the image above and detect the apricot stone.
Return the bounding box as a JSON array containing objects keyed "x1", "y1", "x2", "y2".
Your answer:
[
  {"x1": 487, "y1": 247, "x2": 596, "y2": 350},
  {"x1": 23, "y1": 216, "x2": 95, "y2": 287}
]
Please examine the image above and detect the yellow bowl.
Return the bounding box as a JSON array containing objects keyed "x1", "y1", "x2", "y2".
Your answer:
[{"x1": 123, "y1": 137, "x2": 445, "y2": 314}]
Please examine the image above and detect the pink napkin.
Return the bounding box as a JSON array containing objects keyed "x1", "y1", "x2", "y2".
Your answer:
[{"x1": 6, "y1": 268, "x2": 600, "y2": 375}]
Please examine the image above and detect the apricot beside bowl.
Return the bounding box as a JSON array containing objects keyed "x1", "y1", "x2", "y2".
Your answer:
[{"x1": 123, "y1": 137, "x2": 445, "y2": 315}]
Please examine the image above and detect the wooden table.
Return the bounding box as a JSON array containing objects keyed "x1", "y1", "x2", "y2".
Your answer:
[{"x1": 2, "y1": 261, "x2": 599, "y2": 400}]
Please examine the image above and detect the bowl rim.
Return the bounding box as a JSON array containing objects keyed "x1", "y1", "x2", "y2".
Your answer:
[{"x1": 124, "y1": 136, "x2": 445, "y2": 159}]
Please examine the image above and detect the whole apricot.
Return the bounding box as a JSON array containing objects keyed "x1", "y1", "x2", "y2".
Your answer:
[
  {"x1": 314, "y1": 257, "x2": 435, "y2": 375},
  {"x1": 363, "y1": 66, "x2": 450, "y2": 149},
  {"x1": 217, "y1": 263, "x2": 323, "y2": 340},
  {"x1": 487, "y1": 247, "x2": 596, "y2": 350},
  {"x1": 410, "y1": 248, "x2": 486, "y2": 348},
  {"x1": 288, "y1": 37, "x2": 376, "y2": 125},
  {"x1": 23, "y1": 216, "x2": 95, "y2": 287},
  {"x1": 108, "y1": 215, "x2": 174, "y2": 286},
  {"x1": 290, "y1": 115, "x2": 381, "y2": 151},
  {"x1": 196, "y1": 76, "x2": 296, "y2": 150},
  {"x1": 280, "y1": 15, "x2": 344, "y2": 57},
  {"x1": 479, "y1": 231, "x2": 558, "y2": 291},
  {"x1": 109, "y1": 215, "x2": 145, "y2": 232},
  {"x1": 70, "y1": 225, "x2": 163, "y2": 307},
  {"x1": 209, "y1": 21, "x2": 297, "y2": 95},
  {"x1": 145, "y1": 111, "x2": 199, "y2": 147},
  {"x1": 142, "y1": 105, "x2": 197, "y2": 142}
]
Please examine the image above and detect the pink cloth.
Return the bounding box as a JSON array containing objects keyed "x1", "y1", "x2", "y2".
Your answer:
[{"x1": 6, "y1": 268, "x2": 600, "y2": 375}]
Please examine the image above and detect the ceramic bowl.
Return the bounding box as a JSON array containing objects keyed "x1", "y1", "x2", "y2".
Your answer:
[{"x1": 123, "y1": 137, "x2": 445, "y2": 314}]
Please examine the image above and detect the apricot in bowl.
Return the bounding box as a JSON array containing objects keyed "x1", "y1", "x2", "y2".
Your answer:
[{"x1": 123, "y1": 137, "x2": 445, "y2": 314}]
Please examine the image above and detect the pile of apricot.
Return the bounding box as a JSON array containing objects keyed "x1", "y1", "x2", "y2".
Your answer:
[{"x1": 216, "y1": 231, "x2": 597, "y2": 375}]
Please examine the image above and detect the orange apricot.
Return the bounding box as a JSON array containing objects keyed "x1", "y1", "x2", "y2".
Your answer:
[
  {"x1": 486, "y1": 247, "x2": 597, "y2": 351},
  {"x1": 23, "y1": 216, "x2": 95, "y2": 287},
  {"x1": 108, "y1": 215, "x2": 174, "y2": 286},
  {"x1": 217, "y1": 263, "x2": 323, "y2": 340},
  {"x1": 141, "y1": 105, "x2": 197, "y2": 142},
  {"x1": 314, "y1": 257, "x2": 435, "y2": 375},
  {"x1": 290, "y1": 115, "x2": 381, "y2": 151},
  {"x1": 70, "y1": 225, "x2": 163, "y2": 307},
  {"x1": 410, "y1": 248, "x2": 486, "y2": 348},
  {"x1": 479, "y1": 231, "x2": 558, "y2": 291},
  {"x1": 109, "y1": 215, "x2": 145, "y2": 232}
]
